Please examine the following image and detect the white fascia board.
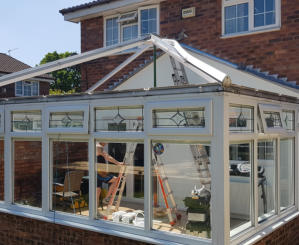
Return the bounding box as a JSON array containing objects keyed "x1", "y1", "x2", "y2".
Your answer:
[
  {"x1": 63, "y1": 0, "x2": 164, "y2": 23},
  {"x1": 0, "y1": 37, "x2": 150, "y2": 88}
]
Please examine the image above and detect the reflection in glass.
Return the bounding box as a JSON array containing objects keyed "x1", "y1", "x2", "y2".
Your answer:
[
  {"x1": 95, "y1": 107, "x2": 143, "y2": 131},
  {"x1": 52, "y1": 141, "x2": 89, "y2": 216},
  {"x1": 229, "y1": 106, "x2": 253, "y2": 132},
  {"x1": 49, "y1": 111, "x2": 84, "y2": 128},
  {"x1": 280, "y1": 139, "x2": 294, "y2": 211},
  {"x1": 258, "y1": 140, "x2": 276, "y2": 222},
  {"x1": 153, "y1": 108, "x2": 205, "y2": 128},
  {"x1": 12, "y1": 111, "x2": 42, "y2": 132},
  {"x1": 14, "y1": 141, "x2": 42, "y2": 207},
  {"x1": 151, "y1": 142, "x2": 211, "y2": 238},
  {"x1": 229, "y1": 143, "x2": 251, "y2": 232},
  {"x1": 263, "y1": 111, "x2": 282, "y2": 128},
  {"x1": 95, "y1": 141, "x2": 144, "y2": 227}
]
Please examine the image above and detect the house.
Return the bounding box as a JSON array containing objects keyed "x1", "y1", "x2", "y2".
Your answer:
[
  {"x1": 0, "y1": 1, "x2": 297, "y2": 245},
  {"x1": 0, "y1": 53, "x2": 52, "y2": 97}
]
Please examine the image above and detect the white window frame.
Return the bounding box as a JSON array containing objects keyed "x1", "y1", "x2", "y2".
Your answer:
[
  {"x1": 229, "y1": 104, "x2": 254, "y2": 133},
  {"x1": 222, "y1": 0, "x2": 281, "y2": 37},
  {"x1": 45, "y1": 105, "x2": 89, "y2": 134},
  {"x1": 15, "y1": 81, "x2": 39, "y2": 97},
  {"x1": 145, "y1": 99, "x2": 212, "y2": 136},
  {"x1": 104, "y1": 5, "x2": 160, "y2": 47},
  {"x1": 259, "y1": 104, "x2": 285, "y2": 134}
]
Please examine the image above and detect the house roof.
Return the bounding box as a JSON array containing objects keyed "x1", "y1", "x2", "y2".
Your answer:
[
  {"x1": 59, "y1": 0, "x2": 118, "y2": 15},
  {"x1": 0, "y1": 53, "x2": 52, "y2": 81}
]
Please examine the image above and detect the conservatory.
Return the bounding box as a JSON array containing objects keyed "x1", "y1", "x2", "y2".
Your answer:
[{"x1": 0, "y1": 35, "x2": 298, "y2": 245}]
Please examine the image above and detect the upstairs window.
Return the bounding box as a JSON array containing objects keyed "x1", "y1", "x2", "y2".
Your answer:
[
  {"x1": 105, "y1": 6, "x2": 159, "y2": 46},
  {"x1": 223, "y1": 0, "x2": 280, "y2": 36},
  {"x1": 15, "y1": 81, "x2": 39, "y2": 97}
]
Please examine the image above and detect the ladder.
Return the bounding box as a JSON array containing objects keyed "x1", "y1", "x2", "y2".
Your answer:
[
  {"x1": 104, "y1": 122, "x2": 141, "y2": 219},
  {"x1": 169, "y1": 56, "x2": 211, "y2": 192},
  {"x1": 152, "y1": 152, "x2": 181, "y2": 226}
]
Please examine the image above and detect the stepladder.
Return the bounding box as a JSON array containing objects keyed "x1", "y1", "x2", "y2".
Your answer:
[
  {"x1": 104, "y1": 122, "x2": 142, "y2": 219},
  {"x1": 152, "y1": 143, "x2": 182, "y2": 226}
]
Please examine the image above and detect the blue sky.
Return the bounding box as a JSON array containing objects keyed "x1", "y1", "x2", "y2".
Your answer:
[{"x1": 0, "y1": 1, "x2": 91, "y2": 66}]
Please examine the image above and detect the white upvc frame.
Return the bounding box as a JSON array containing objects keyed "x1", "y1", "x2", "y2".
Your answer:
[
  {"x1": 104, "y1": 4, "x2": 160, "y2": 47},
  {"x1": 229, "y1": 104, "x2": 254, "y2": 133},
  {"x1": 259, "y1": 104, "x2": 284, "y2": 134},
  {"x1": 45, "y1": 105, "x2": 89, "y2": 134},
  {"x1": 145, "y1": 99, "x2": 212, "y2": 136},
  {"x1": 0, "y1": 106, "x2": 4, "y2": 134},
  {"x1": 15, "y1": 81, "x2": 39, "y2": 97},
  {"x1": 222, "y1": 0, "x2": 281, "y2": 37}
]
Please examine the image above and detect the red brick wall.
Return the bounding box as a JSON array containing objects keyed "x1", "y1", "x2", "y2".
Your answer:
[
  {"x1": 79, "y1": 0, "x2": 299, "y2": 91},
  {"x1": 0, "y1": 140, "x2": 4, "y2": 200},
  {"x1": 0, "y1": 211, "x2": 297, "y2": 244},
  {"x1": 0, "y1": 212, "x2": 150, "y2": 245}
]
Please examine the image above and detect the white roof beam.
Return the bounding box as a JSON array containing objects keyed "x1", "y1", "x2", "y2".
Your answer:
[
  {"x1": 0, "y1": 37, "x2": 150, "y2": 88},
  {"x1": 86, "y1": 44, "x2": 151, "y2": 93}
]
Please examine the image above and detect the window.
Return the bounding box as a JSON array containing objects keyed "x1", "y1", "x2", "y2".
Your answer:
[
  {"x1": 15, "y1": 81, "x2": 39, "y2": 97},
  {"x1": 258, "y1": 104, "x2": 284, "y2": 133},
  {"x1": 11, "y1": 111, "x2": 42, "y2": 132},
  {"x1": 105, "y1": 6, "x2": 158, "y2": 46},
  {"x1": 223, "y1": 0, "x2": 280, "y2": 36},
  {"x1": 14, "y1": 140, "x2": 42, "y2": 208},
  {"x1": 151, "y1": 142, "x2": 211, "y2": 239},
  {"x1": 229, "y1": 106, "x2": 253, "y2": 132},
  {"x1": 282, "y1": 110, "x2": 295, "y2": 131}
]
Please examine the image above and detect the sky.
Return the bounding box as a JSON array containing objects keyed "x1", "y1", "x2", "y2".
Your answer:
[{"x1": 0, "y1": 0, "x2": 91, "y2": 67}]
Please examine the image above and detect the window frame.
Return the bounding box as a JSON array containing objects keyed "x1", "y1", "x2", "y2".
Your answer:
[
  {"x1": 258, "y1": 104, "x2": 285, "y2": 134},
  {"x1": 222, "y1": 0, "x2": 281, "y2": 37},
  {"x1": 15, "y1": 81, "x2": 39, "y2": 97},
  {"x1": 104, "y1": 5, "x2": 160, "y2": 47}
]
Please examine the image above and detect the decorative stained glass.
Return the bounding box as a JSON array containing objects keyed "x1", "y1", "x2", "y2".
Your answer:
[
  {"x1": 95, "y1": 107, "x2": 143, "y2": 131},
  {"x1": 49, "y1": 111, "x2": 84, "y2": 128},
  {"x1": 263, "y1": 111, "x2": 282, "y2": 128},
  {"x1": 12, "y1": 111, "x2": 42, "y2": 132},
  {"x1": 153, "y1": 108, "x2": 205, "y2": 128},
  {"x1": 229, "y1": 106, "x2": 253, "y2": 132},
  {"x1": 282, "y1": 110, "x2": 295, "y2": 131}
]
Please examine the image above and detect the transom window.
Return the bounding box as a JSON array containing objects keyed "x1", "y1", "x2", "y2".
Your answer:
[
  {"x1": 105, "y1": 6, "x2": 158, "y2": 46},
  {"x1": 223, "y1": 0, "x2": 280, "y2": 36},
  {"x1": 15, "y1": 81, "x2": 39, "y2": 97}
]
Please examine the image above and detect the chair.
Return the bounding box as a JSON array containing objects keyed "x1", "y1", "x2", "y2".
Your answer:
[{"x1": 53, "y1": 170, "x2": 84, "y2": 213}]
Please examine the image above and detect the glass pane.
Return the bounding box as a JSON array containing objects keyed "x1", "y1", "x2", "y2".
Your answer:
[
  {"x1": 14, "y1": 140, "x2": 42, "y2": 208},
  {"x1": 95, "y1": 141, "x2": 144, "y2": 227},
  {"x1": 16, "y1": 81, "x2": 23, "y2": 95},
  {"x1": 24, "y1": 83, "x2": 32, "y2": 96},
  {"x1": 149, "y1": 8, "x2": 157, "y2": 19},
  {"x1": 0, "y1": 140, "x2": 3, "y2": 201},
  {"x1": 225, "y1": 19, "x2": 236, "y2": 34},
  {"x1": 132, "y1": 24, "x2": 138, "y2": 39},
  {"x1": 106, "y1": 17, "x2": 118, "y2": 46},
  {"x1": 237, "y1": 3, "x2": 248, "y2": 17},
  {"x1": 153, "y1": 108, "x2": 205, "y2": 128},
  {"x1": 258, "y1": 140, "x2": 276, "y2": 222},
  {"x1": 140, "y1": 8, "x2": 157, "y2": 36},
  {"x1": 12, "y1": 111, "x2": 42, "y2": 132},
  {"x1": 229, "y1": 106, "x2": 253, "y2": 132},
  {"x1": 149, "y1": 19, "x2": 157, "y2": 34},
  {"x1": 141, "y1": 9, "x2": 148, "y2": 21},
  {"x1": 263, "y1": 111, "x2": 282, "y2": 128},
  {"x1": 123, "y1": 26, "x2": 131, "y2": 42},
  {"x1": 230, "y1": 143, "x2": 251, "y2": 232},
  {"x1": 266, "y1": 0, "x2": 275, "y2": 11},
  {"x1": 254, "y1": 0, "x2": 265, "y2": 14},
  {"x1": 266, "y1": 12, "x2": 275, "y2": 25},
  {"x1": 225, "y1": 5, "x2": 236, "y2": 20},
  {"x1": 52, "y1": 141, "x2": 89, "y2": 216},
  {"x1": 282, "y1": 111, "x2": 295, "y2": 131},
  {"x1": 32, "y1": 82, "x2": 39, "y2": 96},
  {"x1": 237, "y1": 17, "x2": 249, "y2": 32},
  {"x1": 151, "y1": 142, "x2": 211, "y2": 239},
  {"x1": 49, "y1": 111, "x2": 84, "y2": 128},
  {"x1": 254, "y1": 14, "x2": 265, "y2": 27},
  {"x1": 95, "y1": 107, "x2": 143, "y2": 131},
  {"x1": 280, "y1": 139, "x2": 294, "y2": 211}
]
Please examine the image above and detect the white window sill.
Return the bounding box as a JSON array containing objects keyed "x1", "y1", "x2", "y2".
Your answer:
[{"x1": 221, "y1": 26, "x2": 281, "y2": 39}]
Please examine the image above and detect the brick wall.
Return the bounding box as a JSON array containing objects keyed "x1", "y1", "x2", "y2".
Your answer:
[
  {"x1": 79, "y1": 0, "x2": 299, "y2": 91},
  {"x1": 0, "y1": 211, "x2": 298, "y2": 244},
  {"x1": 0, "y1": 212, "x2": 149, "y2": 245},
  {"x1": 39, "y1": 82, "x2": 50, "y2": 96}
]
